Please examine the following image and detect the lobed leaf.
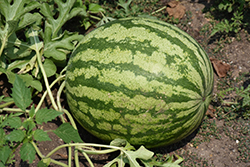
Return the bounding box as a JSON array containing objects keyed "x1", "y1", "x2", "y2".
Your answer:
[
  {"x1": 43, "y1": 30, "x2": 83, "y2": 61},
  {"x1": 40, "y1": 0, "x2": 84, "y2": 38},
  {"x1": 0, "y1": 0, "x2": 40, "y2": 21}
]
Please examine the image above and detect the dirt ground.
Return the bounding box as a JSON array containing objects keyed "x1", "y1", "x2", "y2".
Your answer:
[{"x1": 1, "y1": 0, "x2": 250, "y2": 167}]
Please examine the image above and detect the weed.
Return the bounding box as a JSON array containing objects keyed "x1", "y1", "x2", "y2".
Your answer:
[{"x1": 209, "y1": 0, "x2": 250, "y2": 37}]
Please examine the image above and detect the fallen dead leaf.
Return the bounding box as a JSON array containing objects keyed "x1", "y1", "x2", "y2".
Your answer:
[
  {"x1": 210, "y1": 58, "x2": 231, "y2": 77},
  {"x1": 56, "y1": 153, "x2": 69, "y2": 159},
  {"x1": 166, "y1": 1, "x2": 186, "y2": 19},
  {"x1": 206, "y1": 105, "x2": 216, "y2": 118}
]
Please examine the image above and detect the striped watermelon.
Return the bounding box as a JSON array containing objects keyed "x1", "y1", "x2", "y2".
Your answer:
[{"x1": 65, "y1": 17, "x2": 214, "y2": 148}]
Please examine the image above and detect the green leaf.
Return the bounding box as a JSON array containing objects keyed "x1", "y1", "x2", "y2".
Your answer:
[
  {"x1": 5, "y1": 20, "x2": 19, "y2": 37},
  {"x1": 0, "y1": 0, "x2": 40, "y2": 48},
  {"x1": 6, "y1": 130, "x2": 26, "y2": 142},
  {"x1": 141, "y1": 154, "x2": 183, "y2": 167},
  {"x1": 35, "y1": 109, "x2": 62, "y2": 125},
  {"x1": 53, "y1": 123, "x2": 83, "y2": 143},
  {"x1": 125, "y1": 146, "x2": 154, "y2": 166},
  {"x1": 4, "y1": 33, "x2": 33, "y2": 60},
  {"x1": 0, "y1": 146, "x2": 11, "y2": 164},
  {"x1": 17, "y1": 55, "x2": 37, "y2": 75},
  {"x1": 228, "y1": 5, "x2": 233, "y2": 13},
  {"x1": 38, "y1": 160, "x2": 49, "y2": 167},
  {"x1": 0, "y1": 162, "x2": 5, "y2": 167},
  {"x1": 104, "y1": 145, "x2": 153, "y2": 167},
  {"x1": 218, "y1": 3, "x2": 224, "y2": 10},
  {"x1": 20, "y1": 142, "x2": 36, "y2": 164},
  {"x1": 43, "y1": 31, "x2": 83, "y2": 61},
  {"x1": 17, "y1": 13, "x2": 43, "y2": 31},
  {"x1": 29, "y1": 105, "x2": 35, "y2": 118},
  {"x1": 88, "y1": 3, "x2": 105, "y2": 13},
  {"x1": 110, "y1": 138, "x2": 135, "y2": 151},
  {"x1": 28, "y1": 28, "x2": 43, "y2": 52},
  {"x1": 0, "y1": 129, "x2": 7, "y2": 146},
  {"x1": 0, "y1": 0, "x2": 40, "y2": 21},
  {"x1": 1, "y1": 117, "x2": 22, "y2": 129},
  {"x1": 4, "y1": 70, "x2": 42, "y2": 92},
  {"x1": 22, "y1": 119, "x2": 36, "y2": 132},
  {"x1": 110, "y1": 138, "x2": 128, "y2": 147},
  {"x1": 40, "y1": 0, "x2": 84, "y2": 38},
  {"x1": 43, "y1": 59, "x2": 57, "y2": 77},
  {"x1": 0, "y1": 96, "x2": 13, "y2": 103},
  {"x1": 11, "y1": 75, "x2": 32, "y2": 111},
  {"x1": 33, "y1": 129, "x2": 51, "y2": 142}
]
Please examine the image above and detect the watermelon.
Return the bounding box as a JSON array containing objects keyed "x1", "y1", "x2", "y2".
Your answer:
[{"x1": 65, "y1": 17, "x2": 214, "y2": 148}]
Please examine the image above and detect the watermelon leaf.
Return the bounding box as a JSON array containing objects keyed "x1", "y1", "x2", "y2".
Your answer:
[
  {"x1": 43, "y1": 30, "x2": 83, "y2": 61},
  {"x1": 105, "y1": 144, "x2": 183, "y2": 167},
  {"x1": 141, "y1": 154, "x2": 183, "y2": 167},
  {"x1": 104, "y1": 145, "x2": 153, "y2": 167},
  {"x1": 124, "y1": 146, "x2": 154, "y2": 166},
  {"x1": 43, "y1": 59, "x2": 57, "y2": 78},
  {"x1": 40, "y1": 0, "x2": 84, "y2": 38}
]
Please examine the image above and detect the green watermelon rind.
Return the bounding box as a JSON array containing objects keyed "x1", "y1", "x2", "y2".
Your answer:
[{"x1": 65, "y1": 17, "x2": 214, "y2": 148}]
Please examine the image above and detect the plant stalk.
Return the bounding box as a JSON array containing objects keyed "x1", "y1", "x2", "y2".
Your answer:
[
  {"x1": 36, "y1": 50, "x2": 58, "y2": 111},
  {"x1": 151, "y1": 6, "x2": 167, "y2": 15},
  {"x1": 34, "y1": 75, "x2": 65, "y2": 113}
]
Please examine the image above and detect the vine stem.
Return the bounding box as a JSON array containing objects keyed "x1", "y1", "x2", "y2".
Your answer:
[
  {"x1": 35, "y1": 74, "x2": 65, "y2": 113},
  {"x1": 0, "y1": 34, "x2": 7, "y2": 57},
  {"x1": 29, "y1": 29, "x2": 58, "y2": 111},
  {"x1": 0, "y1": 108, "x2": 29, "y2": 113},
  {"x1": 31, "y1": 141, "x2": 68, "y2": 167},
  {"x1": 151, "y1": 6, "x2": 167, "y2": 15},
  {"x1": 81, "y1": 152, "x2": 95, "y2": 167},
  {"x1": 56, "y1": 80, "x2": 65, "y2": 112},
  {"x1": 62, "y1": 109, "x2": 77, "y2": 130},
  {"x1": 0, "y1": 101, "x2": 15, "y2": 109},
  {"x1": 36, "y1": 51, "x2": 58, "y2": 111},
  {"x1": 45, "y1": 143, "x2": 122, "y2": 158}
]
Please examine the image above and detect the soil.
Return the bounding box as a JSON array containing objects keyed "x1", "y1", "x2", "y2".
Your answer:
[{"x1": 1, "y1": 0, "x2": 250, "y2": 167}]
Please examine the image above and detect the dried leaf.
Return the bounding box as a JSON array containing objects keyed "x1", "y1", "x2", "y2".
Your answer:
[
  {"x1": 166, "y1": 1, "x2": 186, "y2": 19},
  {"x1": 210, "y1": 58, "x2": 230, "y2": 78},
  {"x1": 206, "y1": 105, "x2": 216, "y2": 118}
]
